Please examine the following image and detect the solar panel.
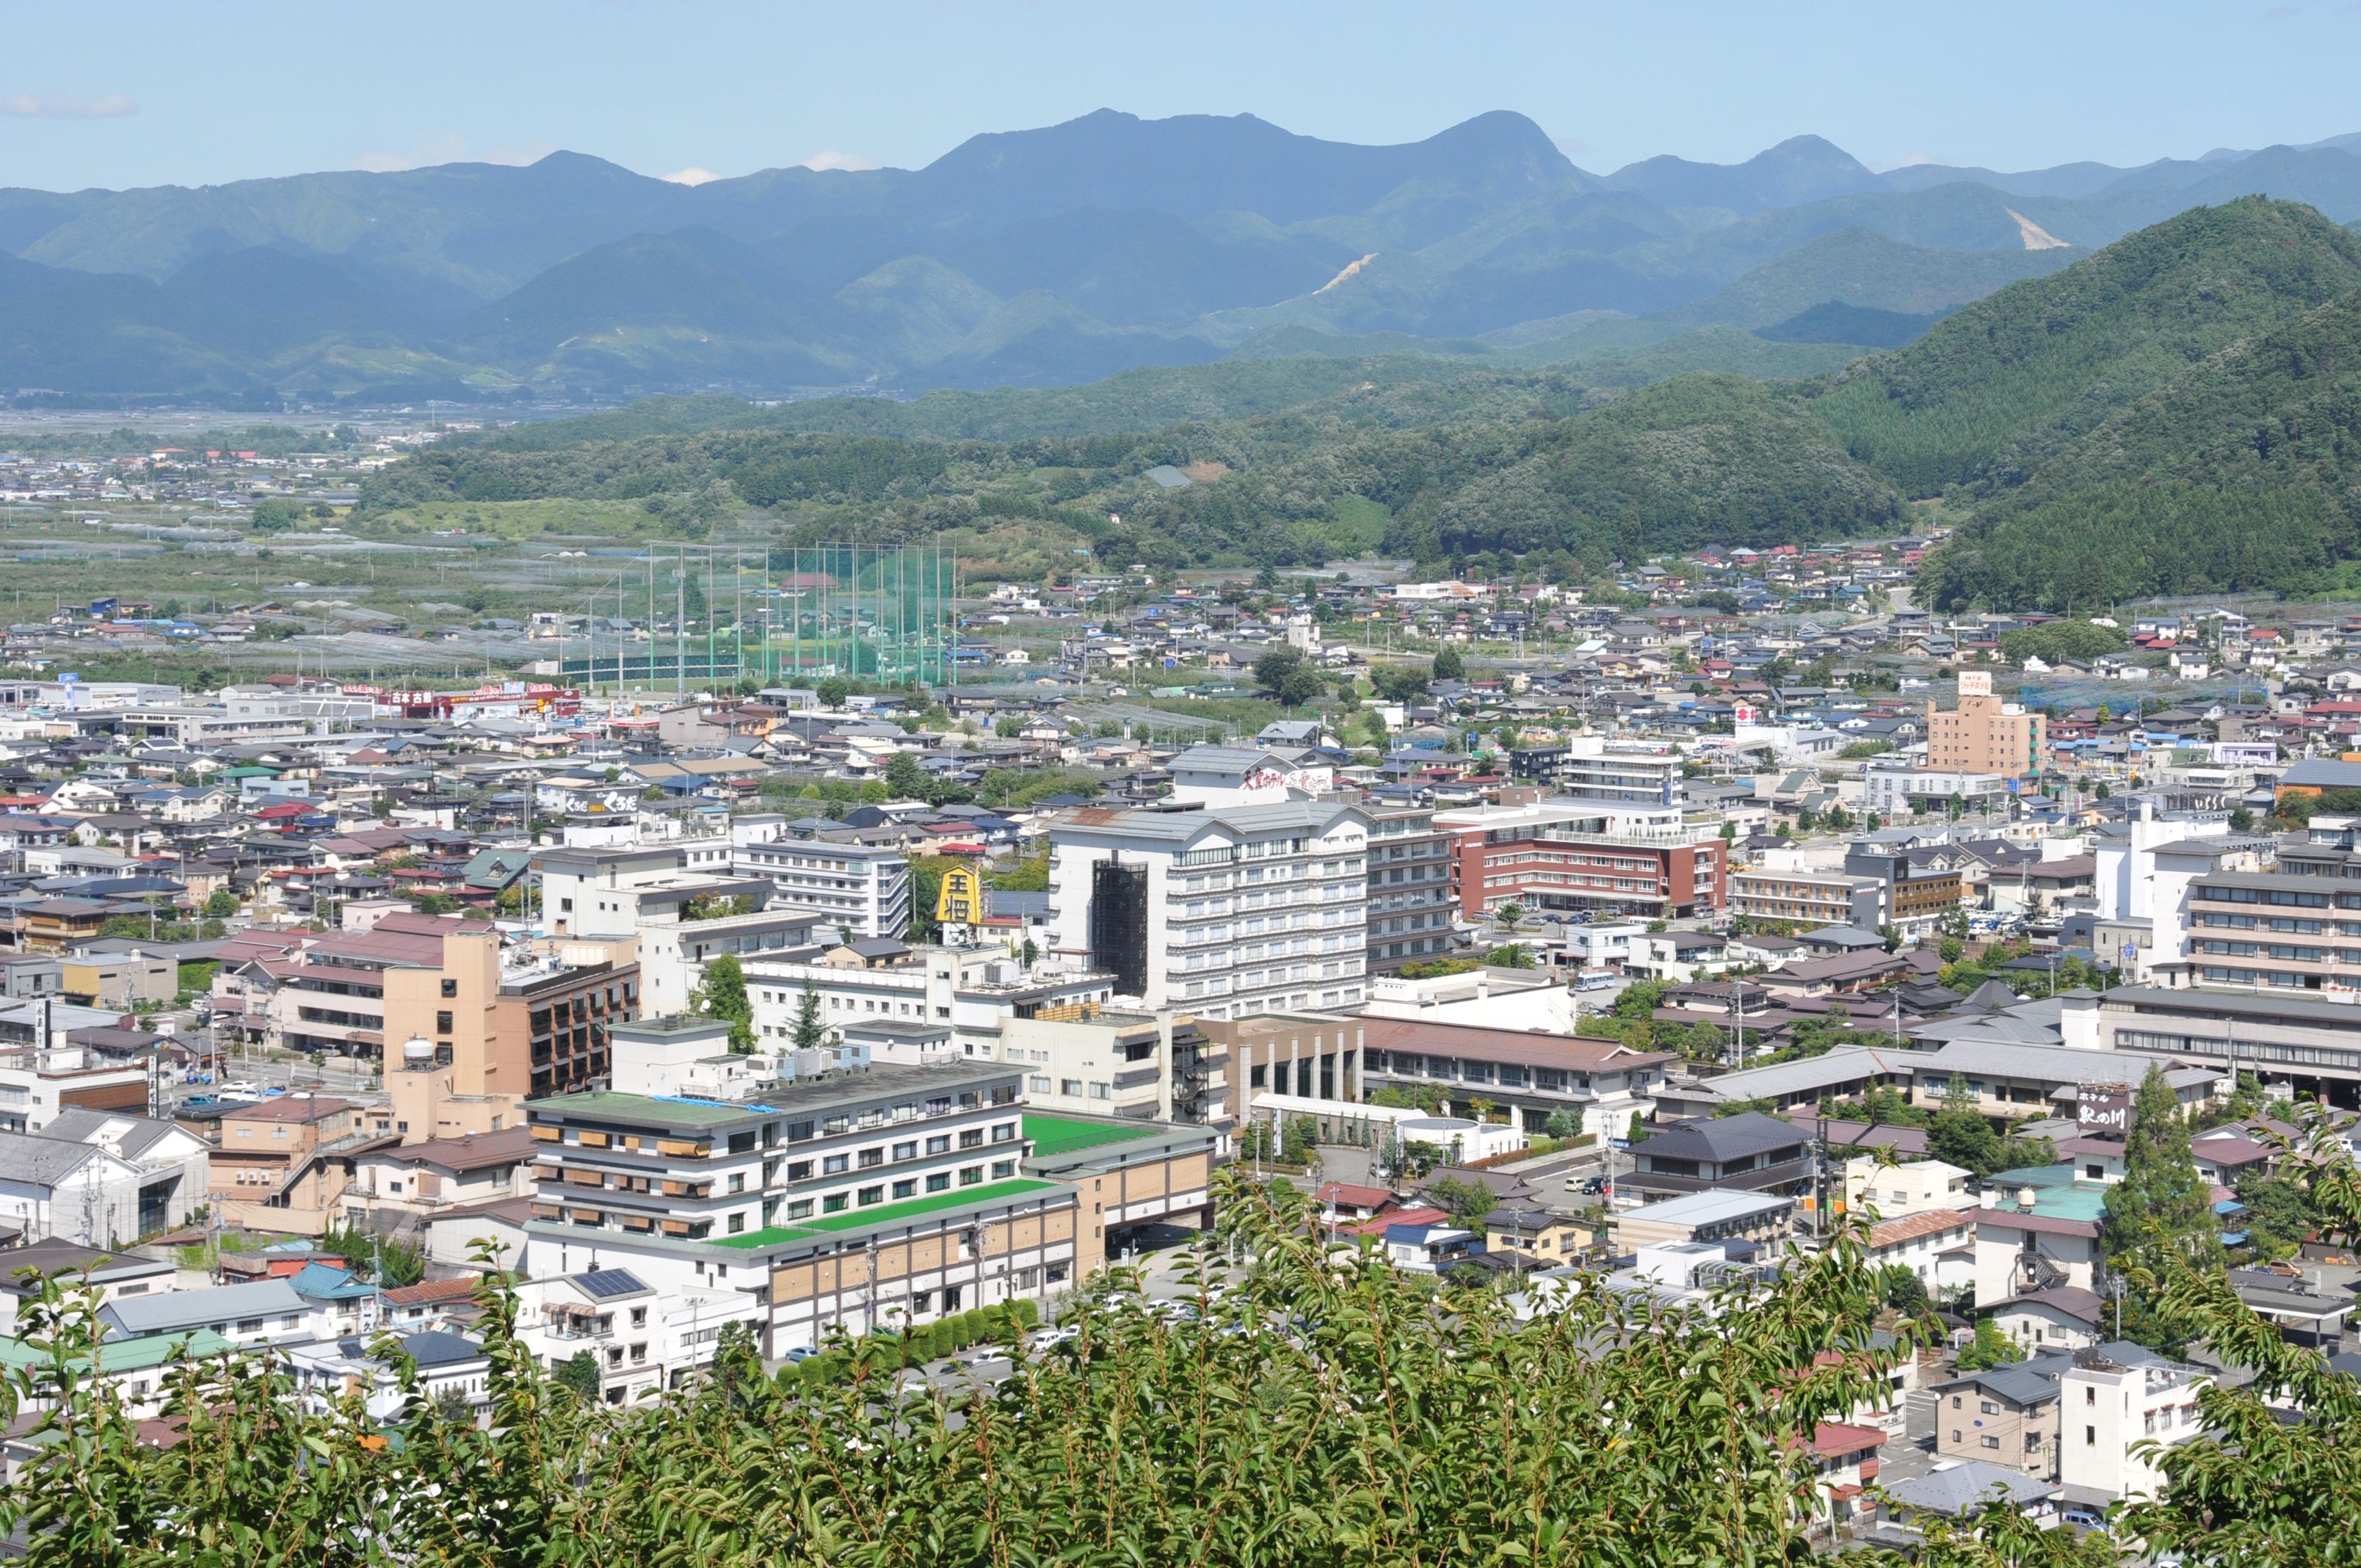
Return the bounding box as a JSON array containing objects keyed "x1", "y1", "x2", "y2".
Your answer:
[{"x1": 579, "y1": 1268, "x2": 646, "y2": 1299}]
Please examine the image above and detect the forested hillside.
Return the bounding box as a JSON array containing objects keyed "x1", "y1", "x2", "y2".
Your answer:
[
  {"x1": 1809, "y1": 198, "x2": 2361, "y2": 496},
  {"x1": 1918, "y1": 285, "x2": 2361, "y2": 606},
  {"x1": 355, "y1": 196, "x2": 2361, "y2": 600}
]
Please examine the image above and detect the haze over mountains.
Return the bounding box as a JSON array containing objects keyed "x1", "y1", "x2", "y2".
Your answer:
[{"x1": 8, "y1": 109, "x2": 2361, "y2": 401}]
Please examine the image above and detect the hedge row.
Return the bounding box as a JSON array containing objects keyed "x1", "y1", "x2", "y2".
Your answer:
[{"x1": 786, "y1": 1298, "x2": 1041, "y2": 1390}]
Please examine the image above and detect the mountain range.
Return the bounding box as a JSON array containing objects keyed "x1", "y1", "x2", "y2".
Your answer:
[{"x1": 11, "y1": 110, "x2": 2361, "y2": 400}]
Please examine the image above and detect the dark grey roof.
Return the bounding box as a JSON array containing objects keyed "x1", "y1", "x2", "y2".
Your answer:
[
  {"x1": 1639, "y1": 1111, "x2": 1809, "y2": 1164},
  {"x1": 401, "y1": 1329, "x2": 487, "y2": 1368},
  {"x1": 1932, "y1": 1349, "x2": 2074, "y2": 1408}
]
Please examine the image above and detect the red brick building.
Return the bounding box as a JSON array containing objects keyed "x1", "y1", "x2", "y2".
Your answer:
[{"x1": 1432, "y1": 799, "x2": 1726, "y2": 920}]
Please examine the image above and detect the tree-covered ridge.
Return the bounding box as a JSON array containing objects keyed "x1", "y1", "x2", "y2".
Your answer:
[
  {"x1": 1920, "y1": 282, "x2": 2361, "y2": 607},
  {"x1": 363, "y1": 362, "x2": 1902, "y2": 573},
  {"x1": 1809, "y1": 197, "x2": 2361, "y2": 497}
]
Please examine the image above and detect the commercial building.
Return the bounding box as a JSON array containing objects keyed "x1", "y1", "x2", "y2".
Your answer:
[
  {"x1": 2080, "y1": 984, "x2": 2361, "y2": 1110},
  {"x1": 1842, "y1": 847, "x2": 1964, "y2": 934},
  {"x1": 1925, "y1": 671, "x2": 2046, "y2": 780},
  {"x1": 1045, "y1": 799, "x2": 1370, "y2": 1019},
  {"x1": 1363, "y1": 804, "x2": 1454, "y2": 972},
  {"x1": 1432, "y1": 793, "x2": 1726, "y2": 921},
  {"x1": 1614, "y1": 1188, "x2": 1794, "y2": 1249}
]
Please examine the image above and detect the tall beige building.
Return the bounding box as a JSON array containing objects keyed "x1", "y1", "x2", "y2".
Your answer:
[{"x1": 1926, "y1": 671, "x2": 2046, "y2": 780}]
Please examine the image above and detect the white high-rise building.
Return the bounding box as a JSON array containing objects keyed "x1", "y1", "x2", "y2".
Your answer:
[{"x1": 1045, "y1": 800, "x2": 1369, "y2": 1020}]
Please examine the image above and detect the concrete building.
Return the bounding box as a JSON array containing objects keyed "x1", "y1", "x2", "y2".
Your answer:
[
  {"x1": 1202, "y1": 1012, "x2": 1364, "y2": 1127},
  {"x1": 1973, "y1": 1165, "x2": 2109, "y2": 1303},
  {"x1": 1045, "y1": 799, "x2": 1369, "y2": 1019},
  {"x1": 0, "y1": 1031, "x2": 151, "y2": 1136},
  {"x1": 513, "y1": 1266, "x2": 763, "y2": 1407},
  {"x1": 1729, "y1": 857, "x2": 1886, "y2": 932},
  {"x1": 998, "y1": 1006, "x2": 1225, "y2": 1126},
  {"x1": 1363, "y1": 803, "x2": 1454, "y2": 973},
  {"x1": 1926, "y1": 671, "x2": 2046, "y2": 780},
  {"x1": 522, "y1": 1020, "x2": 1218, "y2": 1355},
  {"x1": 1860, "y1": 766, "x2": 2011, "y2": 818},
  {"x1": 208, "y1": 1095, "x2": 388, "y2": 1236},
  {"x1": 740, "y1": 944, "x2": 1114, "y2": 1062},
  {"x1": 381, "y1": 928, "x2": 639, "y2": 1142},
  {"x1": 1508, "y1": 739, "x2": 1688, "y2": 807},
  {"x1": 2059, "y1": 1343, "x2": 2213, "y2": 1507}
]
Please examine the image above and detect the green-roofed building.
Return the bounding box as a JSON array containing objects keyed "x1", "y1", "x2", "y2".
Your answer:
[{"x1": 523, "y1": 1037, "x2": 1222, "y2": 1357}]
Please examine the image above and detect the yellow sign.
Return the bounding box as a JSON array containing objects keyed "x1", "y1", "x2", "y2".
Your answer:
[{"x1": 935, "y1": 865, "x2": 984, "y2": 926}]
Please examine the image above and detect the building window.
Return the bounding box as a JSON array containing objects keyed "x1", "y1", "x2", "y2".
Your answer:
[
  {"x1": 1029, "y1": 1075, "x2": 1050, "y2": 1093},
  {"x1": 786, "y1": 1161, "x2": 812, "y2": 1182},
  {"x1": 892, "y1": 1141, "x2": 916, "y2": 1161},
  {"x1": 892, "y1": 1180, "x2": 916, "y2": 1199},
  {"x1": 440, "y1": 979, "x2": 457, "y2": 998},
  {"x1": 786, "y1": 1199, "x2": 813, "y2": 1219},
  {"x1": 992, "y1": 1122, "x2": 1016, "y2": 1143},
  {"x1": 1088, "y1": 1082, "x2": 1111, "y2": 1100},
  {"x1": 728, "y1": 1215, "x2": 746, "y2": 1234},
  {"x1": 858, "y1": 1186, "x2": 884, "y2": 1206},
  {"x1": 959, "y1": 1128, "x2": 983, "y2": 1149},
  {"x1": 859, "y1": 1148, "x2": 884, "y2": 1169},
  {"x1": 991, "y1": 1160, "x2": 1015, "y2": 1179},
  {"x1": 822, "y1": 1155, "x2": 849, "y2": 1175},
  {"x1": 823, "y1": 1194, "x2": 849, "y2": 1213},
  {"x1": 959, "y1": 1166, "x2": 983, "y2": 1186},
  {"x1": 926, "y1": 1173, "x2": 951, "y2": 1193},
  {"x1": 728, "y1": 1174, "x2": 744, "y2": 1193},
  {"x1": 926, "y1": 1135, "x2": 950, "y2": 1155}
]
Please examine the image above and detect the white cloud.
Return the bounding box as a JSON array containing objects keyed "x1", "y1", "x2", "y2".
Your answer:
[
  {"x1": 799, "y1": 149, "x2": 880, "y2": 172},
  {"x1": 661, "y1": 166, "x2": 724, "y2": 186},
  {"x1": 1, "y1": 91, "x2": 137, "y2": 119},
  {"x1": 355, "y1": 133, "x2": 553, "y2": 173}
]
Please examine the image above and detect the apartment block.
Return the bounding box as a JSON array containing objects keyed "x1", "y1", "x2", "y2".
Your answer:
[
  {"x1": 1729, "y1": 859, "x2": 1885, "y2": 930},
  {"x1": 1046, "y1": 799, "x2": 1370, "y2": 1020},
  {"x1": 1926, "y1": 671, "x2": 2047, "y2": 780}
]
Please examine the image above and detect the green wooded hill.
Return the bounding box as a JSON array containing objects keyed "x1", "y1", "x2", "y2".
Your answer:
[
  {"x1": 1918, "y1": 283, "x2": 2361, "y2": 606},
  {"x1": 1810, "y1": 197, "x2": 2361, "y2": 497}
]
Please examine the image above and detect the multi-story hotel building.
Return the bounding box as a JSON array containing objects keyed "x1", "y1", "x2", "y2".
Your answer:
[
  {"x1": 1926, "y1": 671, "x2": 2047, "y2": 780},
  {"x1": 1045, "y1": 799, "x2": 1369, "y2": 1020}
]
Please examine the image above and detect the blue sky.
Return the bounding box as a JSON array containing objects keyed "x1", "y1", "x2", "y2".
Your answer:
[{"x1": 7, "y1": 1, "x2": 2361, "y2": 191}]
